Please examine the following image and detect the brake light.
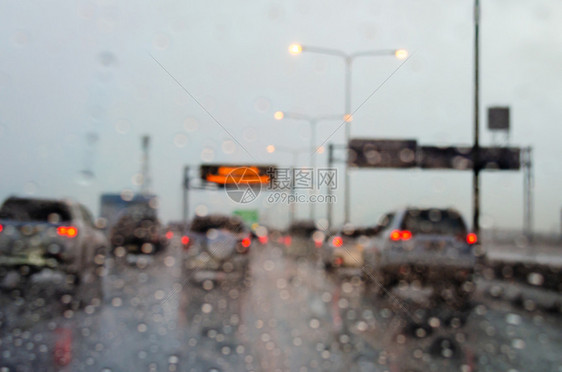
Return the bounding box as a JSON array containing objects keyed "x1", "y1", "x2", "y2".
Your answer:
[
  {"x1": 390, "y1": 230, "x2": 412, "y2": 241},
  {"x1": 401, "y1": 230, "x2": 412, "y2": 240},
  {"x1": 57, "y1": 226, "x2": 78, "y2": 238},
  {"x1": 258, "y1": 235, "x2": 268, "y2": 244},
  {"x1": 181, "y1": 235, "x2": 190, "y2": 245},
  {"x1": 332, "y1": 236, "x2": 343, "y2": 247},
  {"x1": 165, "y1": 231, "x2": 174, "y2": 240},
  {"x1": 466, "y1": 233, "x2": 478, "y2": 244},
  {"x1": 283, "y1": 236, "x2": 292, "y2": 246},
  {"x1": 241, "y1": 237, "x2": 251, "y2": 248},
  {"x1": 0, "y1": 224, "x2": 3, "y2": 232}
]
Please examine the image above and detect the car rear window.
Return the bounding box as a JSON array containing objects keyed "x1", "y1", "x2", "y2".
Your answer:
[
  {"x1": 0, "y1": 199, "x2": 71, "y2": 223},
  {"x1": 401, "y1": 209, "x2": 467, "y2": 235},
  {"x1": 190, "y1": 215, "x2": 245, "y2": 233}
]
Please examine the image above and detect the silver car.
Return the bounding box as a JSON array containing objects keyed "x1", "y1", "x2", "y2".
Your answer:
[{"x1": 363, "y1": 208, "x2": 478, "y2": 306}]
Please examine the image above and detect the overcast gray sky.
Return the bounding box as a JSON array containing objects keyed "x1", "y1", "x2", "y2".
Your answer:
[{"x1": 1, "y1": 0, "x2": 561, "y2": 232}]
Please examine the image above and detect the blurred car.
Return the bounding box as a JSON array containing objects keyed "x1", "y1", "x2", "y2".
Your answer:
[
  {"x1": 250, "y1": 224, "x2": 270, "y2": 245},
  {"x1": 0, "y1": 196, "x2": 107, "y2": 304},
  {"x1": 364, "y1": 208, "x2": 478, "y2": 305},
  {"x1": 282, "y1": 220, "x2": 324, "y2": 257},
  {"x1": 109, "y1": 206, "x2": 166, "y2": 255},
  {"x1": 182, "y1": 215, "x2": 252, "y2": 282},
  {"x1": 321, "y1": 226, "x2": 376, "y2": 271}
]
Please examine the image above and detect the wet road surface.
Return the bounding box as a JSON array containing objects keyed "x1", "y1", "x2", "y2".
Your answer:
[{"x1": 1, "y1": 240, "x2": 562, "y2": 371}]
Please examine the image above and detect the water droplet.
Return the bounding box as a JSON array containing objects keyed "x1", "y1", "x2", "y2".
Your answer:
[
  {"x1": 254, "y1": 97, "x2": 271, "y2": 113},
  {"x1": 164, "y1": 256, "x2": 175, "y2": 267},
  {"x1": 222, "y1": 140, "x2": 236, "y2": 154},
  {"x1": 309, "y1": 319, "x2": 320, "y2": 329},
  {"x1": 195, "y1": 205, "x2": 208, "y2": 217},
  {"x1": 243, "y1": 127, "x2": 258, "y2": 142},
  {"x1": 183, "y1": 117, "x2": 199, "y2": 132},
  {"x1": 201, "y1": 147, "x2": 215, "y2": 162},
  {"x1": 174, "y1": 133, "x2": 189, "y2": 148}
]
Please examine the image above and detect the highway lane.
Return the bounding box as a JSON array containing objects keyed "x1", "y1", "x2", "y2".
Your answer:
[{"x1": 1, "y1": 239, "x2": 561, "y2": 371}]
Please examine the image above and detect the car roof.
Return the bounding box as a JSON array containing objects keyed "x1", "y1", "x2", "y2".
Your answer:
[{"x1": 2, "y1": 196, "x2": 75, "y2": 207}]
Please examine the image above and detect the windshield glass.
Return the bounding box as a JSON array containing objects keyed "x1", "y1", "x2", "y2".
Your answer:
[
  {"x1": 401, "y1": 209, "x2": 468, "y2": 235},
  {"x1": 1, "y1": 2, "x2": 561, "y2": 371}
]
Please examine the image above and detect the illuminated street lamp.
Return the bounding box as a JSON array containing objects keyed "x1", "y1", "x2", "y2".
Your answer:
[
  {"x1": 289, "y1": 43, "x2": 408, "y2": 226},
  {"x1": 273, "y1": 111, "x2": 284, "y2": 120},
  {"x1": 274, "y1": 111, "x2": 344, "y2": 220},
  {"x1": 395, "y1": 49, "x2": 409, "y2": 60},
  {"x1": 288, "y1": 43, "x2": 303, "y2": 56}
]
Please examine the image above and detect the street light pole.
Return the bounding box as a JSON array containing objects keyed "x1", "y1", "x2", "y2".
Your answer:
[
  {"x1": 182, "y1": 165, "x2": 190, "y2": 229},
  {"x1": 273, "y1": 111, "x2": 343, "y2": 220},
  {"x1": 473, "y1": 0, "x2": 481, "y2": 235},
  {"x1": 327, "y1": 143, "x2": 334, "y2": 230},
  {"x1": 344, "y1": 58, "x2": 352, "y2": 225},
  {"x1": 310, "y1": 119, "x2": 317, "y2": 220},
  {"x1": 289, "y1": 44, "x2": 408, "y2": 225}
]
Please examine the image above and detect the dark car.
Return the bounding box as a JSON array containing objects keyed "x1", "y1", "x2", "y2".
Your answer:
[
  {"x1": 182, "y1": 215, "x2": 252, "y2": 282},
  {"x1": 0, "y1": 197, "x2": 108, "y2": 305},
  {"x1": 109, "y1": 206, "x2": 166, "y2": 255},
  {"x1": 283, "y1": 220, "x2": 325, "y2": 258}
]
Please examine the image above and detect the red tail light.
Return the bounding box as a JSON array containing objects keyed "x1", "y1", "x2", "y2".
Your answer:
[
  {"x1": 390, "y1": 230, "x2": 412, "y2": 241},
  {"x1": 165, "y1": 231, "x2": 174, "y2": 240},
  {"x1": 181, "y1": 235, "x2": 190, "y2": 245},
  {"x1": 0, "y1": 224, "x2": 3, "y2": 232},
  {"x1": 332, "y1": 236, "x2": 343, "y2": 247},
  {"x1": 258, "y1": 235, "x2": 268, "y2": 244},
  {"x1": 283, "y1": 236, "x2": 292, "y2": 246},
  {"x1": 401, "y1": 230, "x2": 412, "y2": 240},
  {"x1": 466, "y1": 233, "x2": 478, "y2": 244},
  {"x1": 237, "y1": 236, "x2": 251, "y2": 254},
  {"x1": 390, "y1": 230, "x2": 401, "y2": 241},
  {"x1": 57, "y1": 226, "x2": 78, "y2": 238}
]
